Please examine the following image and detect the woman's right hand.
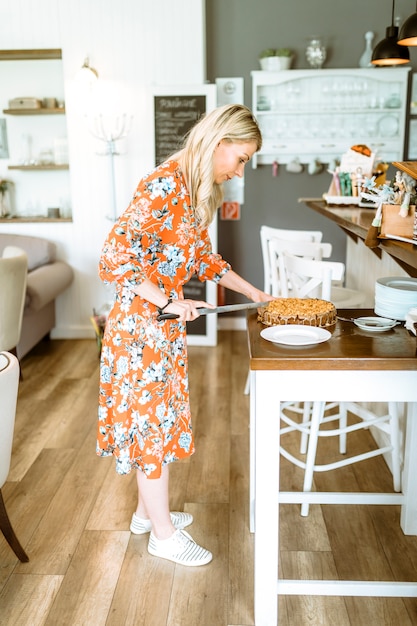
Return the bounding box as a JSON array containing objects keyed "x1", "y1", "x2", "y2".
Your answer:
[{"x1": 161, "y1": 299, "x2": 215, "y2": 322}]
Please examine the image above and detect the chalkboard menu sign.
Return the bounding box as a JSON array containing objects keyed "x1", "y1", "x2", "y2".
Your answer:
[{"x1": 154, "y1": 94, "x2": 206, "y2": 165}]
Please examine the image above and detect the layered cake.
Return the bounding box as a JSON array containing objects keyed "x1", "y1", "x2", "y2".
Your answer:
[{"x1": 258, "y1": 298, "x2": 336, "y2": 327}]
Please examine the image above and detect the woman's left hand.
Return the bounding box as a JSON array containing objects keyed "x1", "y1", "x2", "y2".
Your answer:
[
  {"x1": 218, "y1": 270, "x2": 276, "y2": 305},
  {"x1": 249, "y1": 289, "x2": 275, "y2": 303}
]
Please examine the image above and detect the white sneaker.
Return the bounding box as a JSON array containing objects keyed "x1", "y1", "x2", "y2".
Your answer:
[
  {"x1": 130, "y1": 511, "x2": 193, "y2": 535},
  {"x1": 148, "y1": 529, "x2": 212, "y2": 566}
]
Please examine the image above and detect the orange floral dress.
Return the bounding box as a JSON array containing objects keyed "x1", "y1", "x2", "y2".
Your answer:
[{"x1": 97, "y1": 160, "x2": 230, "y2": 477}]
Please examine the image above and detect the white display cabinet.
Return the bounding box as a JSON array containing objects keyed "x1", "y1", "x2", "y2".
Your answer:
[{"x1": 251, "y1": 67, "x2": 411, "y2": 169}]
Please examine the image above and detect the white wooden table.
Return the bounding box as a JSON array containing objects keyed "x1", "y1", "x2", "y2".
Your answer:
[{"x1": 247, "y1": 311, "x2": 417, "y2": 626}]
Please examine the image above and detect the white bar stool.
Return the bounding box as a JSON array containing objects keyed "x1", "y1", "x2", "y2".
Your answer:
[{"x1": 280, "y1": 400, "x2": 402, "y2": 516}]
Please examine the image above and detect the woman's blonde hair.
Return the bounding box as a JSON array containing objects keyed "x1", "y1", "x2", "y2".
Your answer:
[{"x1": 172, "y1": 104, "x2": 262, "y2": 229}]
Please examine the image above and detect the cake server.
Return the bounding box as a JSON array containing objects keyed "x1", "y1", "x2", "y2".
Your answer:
[{"x1": 157, "y1": 301, "x2": 269, "y2": 321}]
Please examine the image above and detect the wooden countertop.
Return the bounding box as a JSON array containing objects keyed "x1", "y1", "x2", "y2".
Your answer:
[
  {"x1": 300, "y1": 198, "x2": 417, "y2": 277},
  {"x1": 248, "y1": 310, "x2": 417, "y2": 371}
]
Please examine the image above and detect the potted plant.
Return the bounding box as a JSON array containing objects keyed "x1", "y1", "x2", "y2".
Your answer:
[{"x1": 259, "y1": 48, "x2": 293, "y2": 71}]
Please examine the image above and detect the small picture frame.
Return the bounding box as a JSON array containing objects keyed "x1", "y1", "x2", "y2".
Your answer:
[{"x1": 0, "y1": 118, "x2": 9, "y2": 158}]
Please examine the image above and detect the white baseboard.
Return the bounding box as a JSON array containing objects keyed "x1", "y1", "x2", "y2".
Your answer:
[{"x1": 51, "y1": 325, "x2": 95, "y2": 339}]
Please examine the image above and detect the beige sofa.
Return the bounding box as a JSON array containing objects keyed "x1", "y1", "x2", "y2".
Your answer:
[{"x1": 0, "y1": 233, "x2": 74, "y2": 358}]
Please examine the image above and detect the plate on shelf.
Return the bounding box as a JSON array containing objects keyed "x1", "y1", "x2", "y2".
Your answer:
[
  {"x1": 378, "y1": 115, "x2": 399, "y2": 137},
  {"x1": 260, "y1": 325, "x2": 331, "y2": 346},
  {"x1": 353, "y1": 316, "x2": 398, "y2": 332}
]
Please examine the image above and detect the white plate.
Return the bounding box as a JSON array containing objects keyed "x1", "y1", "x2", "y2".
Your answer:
[
  {"x1": 324, "y1": 194, "x2": 360, "y2": 205},
  {"x1": 376, "y1": 277, "x2": 417, "y2": 292},
  {"x1": 353, "y1": 316, "x2": 398, "y2": 332},
  {"x1": 260, "y1": 325, "x2": 331, "y2": 346},
  {"x1": 374, "y1": 304, "x2": 407, "y2": 321},
  {"x1": 383, "y1": 233, "x2": 417, "y2": 245},
  {"x1": 378, "y1": 114, "x2": 399, "y2": 137}
]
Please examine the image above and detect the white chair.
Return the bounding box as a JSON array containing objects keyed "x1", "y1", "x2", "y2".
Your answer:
[
  {"x1": 0, "y1": 246, "x2": 28, "y2": 355},
  {"x1": 278, "y1": 250, "x2": 366, "y2": 307},
  {"x1": 280, "y1": 400, "x2": 402, "y2": 516},
  {"x1": 244, "y1": 228, "x2": 327, "y2": 395},
  {"x1": 260, "y1": 225, "x2": 323, "y2": 295},
  {"x1": 0, "y1": 351, "x2": 29, "y2": 561},
  {"x1": 268, "y1": 238, "x2": 333, "y2": 298},
  {"x1": 277, "y1": 251, "x2": 399, "y2": 516},
  {"x1": 264, "y1": 239, "x2": 336, "y2": 428}
]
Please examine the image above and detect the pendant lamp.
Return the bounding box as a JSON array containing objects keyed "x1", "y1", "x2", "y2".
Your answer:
[
  {"x1": 398, "y1": 2, "x2": 417, "y2": 46},
  {"x1": 371, "y1": 0, "x2": 410, "y2": 65}
]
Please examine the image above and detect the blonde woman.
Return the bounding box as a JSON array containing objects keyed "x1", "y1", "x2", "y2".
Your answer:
[{"x1": 97, "y1": 104, "x2": 272, "y2": 566}]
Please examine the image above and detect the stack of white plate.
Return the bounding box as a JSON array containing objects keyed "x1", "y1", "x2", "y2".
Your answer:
[{"x1": 375, "y1": 277, "x2": 417, "y2": 320}]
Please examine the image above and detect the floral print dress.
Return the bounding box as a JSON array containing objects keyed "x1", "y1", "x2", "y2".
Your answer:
[{"x1": 97, "y1": 160, "x2": 230, "y2": 477}]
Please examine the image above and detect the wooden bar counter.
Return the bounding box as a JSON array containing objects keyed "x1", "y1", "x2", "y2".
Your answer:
[
  {"x1": 300, "y1": 198, "x2": 417, "y2": 278},
  {"x1": 247, "y1": 310, "x2": 417, "y2": 626}
]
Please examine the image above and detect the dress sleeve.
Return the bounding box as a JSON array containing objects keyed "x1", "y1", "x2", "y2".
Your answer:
[
  {"x1": 194, "y1": 227, "x2": 231, "y2": 283},
  {"x1": 98, "y1": 176, "x2": 168, "y2": 288},
  {"x1": 98, "y1": 215, "x2": 147, "y2": 287}
]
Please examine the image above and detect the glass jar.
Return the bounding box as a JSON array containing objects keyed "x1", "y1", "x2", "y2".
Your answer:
[
  {"x1": 306, "y1": 38, "x2": 327, "y2": 69},
  {"x1": 257, "y1": 96, "x2": 270, "y2": 111}
]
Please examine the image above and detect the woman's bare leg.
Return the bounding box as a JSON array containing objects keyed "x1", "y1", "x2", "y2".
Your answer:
[{"x1": 135, "y1": 465, "x2": 176, "y2": 539}]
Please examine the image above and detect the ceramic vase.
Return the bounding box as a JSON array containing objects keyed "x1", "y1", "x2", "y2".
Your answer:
[{"x1": 359, "y1": 31, "x2": 374, "y2": 68}]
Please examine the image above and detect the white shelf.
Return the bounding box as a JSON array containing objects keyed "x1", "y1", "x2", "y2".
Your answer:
[{"x1": 8, "y1": 164, "x2": 69, "y2": 170}]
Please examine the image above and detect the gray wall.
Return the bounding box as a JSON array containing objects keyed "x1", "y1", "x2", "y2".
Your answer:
[{"x1": 206, "y1": 0, "x2": 417, "y2": 298}]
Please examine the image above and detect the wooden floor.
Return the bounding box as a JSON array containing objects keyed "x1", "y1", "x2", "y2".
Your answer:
[{"x1": 1, "y1": 331, "x2": 417, "y2": 625}]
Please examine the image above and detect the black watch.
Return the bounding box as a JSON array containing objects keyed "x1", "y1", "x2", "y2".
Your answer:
[{"x1": 157, "y1": 297, "x2": 172, "y2": 315}]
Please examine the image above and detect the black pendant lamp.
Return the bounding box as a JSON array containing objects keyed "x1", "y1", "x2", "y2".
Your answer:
[
  {"x1": 398, "y1": 2, "x2": 417, "y2": 46},
  {"x1": 371, "y1": 0, "x2": 410, "y2": 65}
]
